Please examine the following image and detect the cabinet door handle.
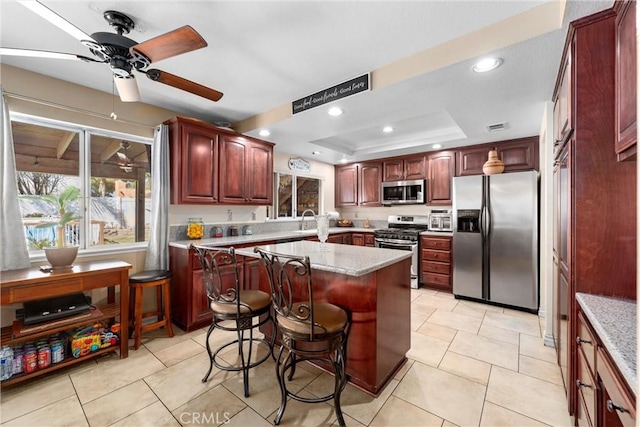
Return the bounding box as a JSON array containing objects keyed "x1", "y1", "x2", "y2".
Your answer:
[
  {"x1": 607, "y1": 400, "x2": 629, "y2": 414},
  {"x1": 576, "y1": 379, "x2": 592, "y2": 389},
  {"x1": 576, "y1": 336, "x2": 592, "y2": 345}
]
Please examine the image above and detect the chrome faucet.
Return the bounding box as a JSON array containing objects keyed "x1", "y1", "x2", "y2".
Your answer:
[{"x1": 300, "y1": 209, "x2": 316, "y2": 230}]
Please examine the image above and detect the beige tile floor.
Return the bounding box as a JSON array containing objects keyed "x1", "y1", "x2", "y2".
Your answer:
[{"x1": 0, "y1": 288, "x2": 572, "y2": 426}]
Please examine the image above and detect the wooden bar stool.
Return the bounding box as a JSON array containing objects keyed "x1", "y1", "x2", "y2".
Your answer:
[{"x1": 128, "y1": 270, "x2": 174, "y2": 350}]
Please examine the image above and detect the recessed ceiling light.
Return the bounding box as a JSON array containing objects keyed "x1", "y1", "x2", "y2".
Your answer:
[
  {"x1": 382, "y1": 126, "x2": 394, "y2": 133},
  {"x1": 312, "y1": 151, "x2": 322, "y2": 155},
  {"x1": 340, "y1": 158, "x2": 348, "y2": 163},
  {"x1": 432, "y1": 144, "x2": 442, "y2": 149},
  {"x1": 258, "y1": 129, "x2": 270, "y2": 137},
  {"x1": 328, "y1": 107, "x2": 343, "y2": 116},
  {"x1": 473, "y1": 57, "x2": 503, "y2": 73}
]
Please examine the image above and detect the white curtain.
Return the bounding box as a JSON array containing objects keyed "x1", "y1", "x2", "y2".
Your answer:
[
  {"x1": 0, "y1": 89, "x2": 31, "y2": 271},
  {"x1": 144, "y1": 124, "x2": 170, "y2": 271}
]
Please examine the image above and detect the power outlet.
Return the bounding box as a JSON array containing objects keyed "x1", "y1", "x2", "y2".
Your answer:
[
  {"x1": 355, "y1": 212, "x2": 359, "y2": 218},
  {"x1": 227, "y1": 209, "x2": 233, "y2": 221}
]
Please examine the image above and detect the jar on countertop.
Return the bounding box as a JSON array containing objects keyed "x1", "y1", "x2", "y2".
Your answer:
[{"x1": 186, "y1": 218, "x2": 204, "y2": 239}]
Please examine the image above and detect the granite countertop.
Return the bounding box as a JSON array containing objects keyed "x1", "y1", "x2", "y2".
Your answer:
[
  {"x1": 576, "y1": 293, "x2": 637, "y2": 395},
  {"x1": 169, "y1": 227, "x2": 376, "y2": 249},
  {"x1": 420, "y1": 230, "x2": 454, "y2": 237},
  {"x1": 235, "y1": 240, "x2": 411, "y2": 277}
]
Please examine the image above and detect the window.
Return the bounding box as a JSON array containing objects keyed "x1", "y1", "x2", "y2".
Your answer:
[
  {"x1": 12, "y1": 114, "x2": 153, "y2": 252},
  {"x1": 273, "y1": 172, "x2": 321, "y2": 218}
]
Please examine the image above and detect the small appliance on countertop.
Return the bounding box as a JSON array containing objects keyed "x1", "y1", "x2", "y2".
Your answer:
[
  {"x1": 242, "y1": 225, "x2": 253, "y2": 235},
  {"x1": 428, "y1": 209, "x2": 453, "y2": 232}
]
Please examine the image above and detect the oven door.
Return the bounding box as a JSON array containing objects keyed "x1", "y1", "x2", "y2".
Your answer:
[{"x1": 375, "y1": 238, "x2": 418, "y2": 284}]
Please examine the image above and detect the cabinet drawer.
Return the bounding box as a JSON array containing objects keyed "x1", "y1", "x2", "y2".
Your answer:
[
  {"x1": 422, "y1": 261, "x2": 450, "y2": 275},
  {"x1": 577, "y1": 312, "x2": 597, "y2": 374},
  {"x1": 576, "y1": 389, "x2": 593, "y2": 427},
  {"x1": 422, "y1": 237, "x2": 451, "y2": 250},
  {"x1": 421, "y1": 249, "x2": 451, "y2": 262},
  {"x1": 10, "y1": 279, "x2": 84, "y2": 303},
  {"x1": 421, "y1": 272, "x2": 450, "y2": 286},
  {"x1": 577, "y1": 349, "x2": 596, "y2": 427},
  {"x1": 598, "y1": 347, "x2": 636, "y2": 427}
]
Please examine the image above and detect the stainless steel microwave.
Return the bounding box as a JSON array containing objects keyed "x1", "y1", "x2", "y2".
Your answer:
[{"x1": 381, "y1": 179, "x2": 426, "y2": 205}]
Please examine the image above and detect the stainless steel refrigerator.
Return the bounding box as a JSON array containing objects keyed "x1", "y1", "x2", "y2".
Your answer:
[{"x1": 452, "y1": 170, "x2": 538, "y2": 311}]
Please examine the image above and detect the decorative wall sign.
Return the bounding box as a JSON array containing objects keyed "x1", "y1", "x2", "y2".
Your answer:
[
  {"x1": 288, "y1": 157, "x2": 311, "y2": 172},
  {"x1": 292, "y1": 74, "x2": 370, "y2": 114}
]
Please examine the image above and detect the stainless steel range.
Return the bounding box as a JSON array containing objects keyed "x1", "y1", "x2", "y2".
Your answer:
[{"x1": 374, "y1": 215, "x2": 429, "y2": 287}]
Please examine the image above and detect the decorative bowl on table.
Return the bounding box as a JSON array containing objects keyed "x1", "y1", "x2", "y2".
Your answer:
[{"x1": 336, "y1": 219, "x2": 353, "y2": 227}]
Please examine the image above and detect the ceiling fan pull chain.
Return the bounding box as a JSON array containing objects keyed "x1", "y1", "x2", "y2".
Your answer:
[{"x1": 110, "y1": 79, "x2": 117, "y2": 120}]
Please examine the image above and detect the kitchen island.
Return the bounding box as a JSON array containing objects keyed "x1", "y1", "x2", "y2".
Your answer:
[{"x1": 236, "y1": 240, "x2": 412, "y2": 396}]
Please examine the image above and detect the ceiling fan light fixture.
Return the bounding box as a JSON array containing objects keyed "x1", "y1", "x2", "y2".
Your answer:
[
  {"x1": 114, "y1": 75, "x2": 141, "y2": 102},
  {"x1": 473, "y1": 57, "x2": 503, "y2": 73}
]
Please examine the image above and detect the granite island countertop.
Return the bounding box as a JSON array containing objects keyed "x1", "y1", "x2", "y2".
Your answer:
[
  {"x1": 169, "y1": 227, "x2": 376, "y2": 250},
  {"x1": 576, "y1": 293, "x2": 637, "y2": 395},
  {"x1": 235, "y1": 240, "x2": 412, "y2": 277}
]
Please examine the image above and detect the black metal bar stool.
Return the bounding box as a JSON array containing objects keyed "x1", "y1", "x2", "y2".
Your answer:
[
  {"x1": 255, "y1": 247, "x2": 350, "y2": 427},
  {"x1": 191, "y1": 244, "x2": 275, "y2": 397},
  {"x1": 128, "y1": 270, "x2": 174, "y2": 350}
]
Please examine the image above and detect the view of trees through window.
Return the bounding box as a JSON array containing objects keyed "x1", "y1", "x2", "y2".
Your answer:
[
  {"x1": 274, "y1": 173, "x2": 321, "y2": 218},
  {"x1": 12, "y1": 116, "x2": 152, "y2": 251}
]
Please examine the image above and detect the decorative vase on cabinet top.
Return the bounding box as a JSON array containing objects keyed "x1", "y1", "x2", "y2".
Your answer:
[{"x1": 483, "y1": 149, "x2": 505, "y2": 175}]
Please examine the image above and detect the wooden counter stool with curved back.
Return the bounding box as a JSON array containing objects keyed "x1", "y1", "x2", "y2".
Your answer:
[
  {"x1": 255, "y1": 248, "x2": 350, "y2": 427},
  {"x1": 191, "y1": 245, "x2": 275, "y2": 398},
  {"x1": 128, "y1": 270, "x2": 174, "y2": 350}
]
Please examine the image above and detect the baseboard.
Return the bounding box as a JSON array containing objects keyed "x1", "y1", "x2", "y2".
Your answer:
[{"x1": 543, "y1": 332, "x2": 556, "y2": 348}]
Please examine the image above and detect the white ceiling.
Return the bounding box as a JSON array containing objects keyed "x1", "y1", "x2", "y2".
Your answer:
[{"x1": 0, "y1": 0, "x2": 612, "y2": 164}]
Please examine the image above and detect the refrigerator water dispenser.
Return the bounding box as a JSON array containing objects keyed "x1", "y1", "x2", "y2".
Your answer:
[{"x1": 457, "y1": 209, "x2": 480, "y2": 233}]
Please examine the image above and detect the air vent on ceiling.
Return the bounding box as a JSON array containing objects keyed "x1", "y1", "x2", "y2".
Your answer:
[{"x1": 487, "y1": 122, "x2": 508, "y2": 132}]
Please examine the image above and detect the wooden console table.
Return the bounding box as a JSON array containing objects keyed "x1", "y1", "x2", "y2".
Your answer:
[{"x1": 0, "y1": 260, "x2": 130, "y2": 387}]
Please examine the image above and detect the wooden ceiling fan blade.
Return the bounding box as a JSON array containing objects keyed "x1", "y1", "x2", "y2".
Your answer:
[
  {"x1": 145, "y1": 69, "x2": 223, "y2": 102},
  {"x1": 130, "y1": 26, "x2": 207, "y2": 63},
  {"x1": 114, "y1": 75, "x2": 141, "y2": 102},
  {"x1": 18, "y1": 0, "x2": 95, "y2": 42},
  {"x1": 0, "y1": 47, "x2": 99, "y2": 62}
]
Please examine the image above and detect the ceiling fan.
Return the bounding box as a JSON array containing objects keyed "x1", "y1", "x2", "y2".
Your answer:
[{"x1": 0, "y1": 0, "x2": 223, "y2": 103}]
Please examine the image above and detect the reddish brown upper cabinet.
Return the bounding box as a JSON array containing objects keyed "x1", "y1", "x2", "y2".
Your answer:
[
  {"x1": 553, "y1": 50, "x2": 573, "y2": 154},
  {"x1": 614, "y1": 0, "x2": 637, "y2": 161},
  {"x1": 219, "y1": 134, "x2": 274, "y2": 205},
  {"x1": 427, "y1": 151, "x2": 455, "y2": 205},
  {"x1": 335, "y1": 162, "x2": 381, "y2": 207},
  {"x1": 455, "y1": 137, "x2": 539, "y2": 177},
  {"x1": 335, "y1": 164, "x2": 359, "y2": 207},
  {"x1": 359, "y1": 161, "x2": 382, "y2": 206},
  {"x1": 166, "y1": 116, "x2": 219, "y2": 204},
  {"x1": 382, "y1": 155, "x2": 426, "y2": 182}
]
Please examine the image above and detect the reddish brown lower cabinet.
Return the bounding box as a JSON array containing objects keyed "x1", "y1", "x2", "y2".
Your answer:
[
  {"x1": 364, "y1": 233, "x2": 375, "y2": 247},
  {"x1": 170, "y1": 245, "x2": 242, "y2": 331},
  {"x1": 351, "y1": 233, "x2": 364, "y2": 246},
  {"x1": 575, "y1": 307, "x2": 636, "y2": 427},
  {"x1": 419, "y1": 235, "x2": 452, "y2": 291}
]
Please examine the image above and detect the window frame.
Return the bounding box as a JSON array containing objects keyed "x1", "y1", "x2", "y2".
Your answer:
[
  {"x1": 10, "y1": 112, "x2": 153, "y2": 260},
  {"x1": 270, "y1": 170, "x2": 323, "y2": 220}
]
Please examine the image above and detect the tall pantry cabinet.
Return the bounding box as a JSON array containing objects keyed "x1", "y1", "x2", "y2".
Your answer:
[{"x1": 551, "y1": 7, "x2": 636, "y2": 425}]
